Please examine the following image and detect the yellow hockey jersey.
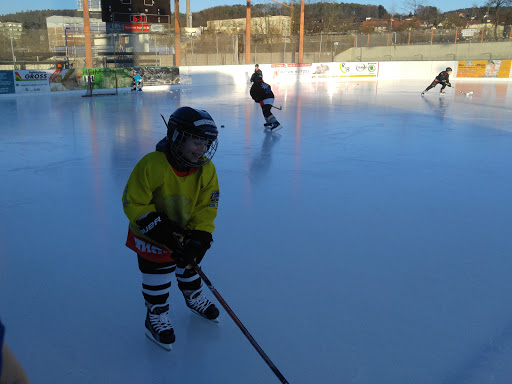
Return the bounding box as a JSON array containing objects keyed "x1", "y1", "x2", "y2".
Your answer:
[{"x1": 122, "y1": 151, "x2": 219, "y2": 262}]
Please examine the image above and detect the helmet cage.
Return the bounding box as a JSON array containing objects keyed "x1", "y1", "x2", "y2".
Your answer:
[{"x1": 169, "y1": 129, "x2": 218, "y2": 168}]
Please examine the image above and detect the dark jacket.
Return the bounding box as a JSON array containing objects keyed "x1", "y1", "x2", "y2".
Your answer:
[
  {"x1": 435, "y1": 71, "x2": 450, "y2": 84},
  {"x1": 250, "y1": 80, "x2": 274, "y2": 103}
]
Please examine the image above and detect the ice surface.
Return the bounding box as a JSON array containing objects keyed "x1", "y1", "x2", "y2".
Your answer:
[{"x1": 1, "y1": 79, "x2": 512, "y2": 384}]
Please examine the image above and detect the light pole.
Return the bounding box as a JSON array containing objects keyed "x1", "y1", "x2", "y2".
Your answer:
[
  {"x1": 64, "y1": 26, "x2": 71, "y2": 61},
  {"x1": 190, "y1": 32, "x2": 195, "y2": 64},
  {"x1": 9, "y1": 26, "x2": 16, "y2": 69},
  {"x1": 333, "y1": 41, "x2": 339, "y2": 61},
  {"x1": 216, "y1": 32, "x2": 219, "y2": 64}
]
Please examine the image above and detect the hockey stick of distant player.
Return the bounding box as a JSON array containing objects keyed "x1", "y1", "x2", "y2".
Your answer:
[
  {"x1": 193, "y1": 263, "x2": 290, "y2": 384},
  {"x1": 271, "y1": 105, "x2": 282, "y2": 110},
  {"x1": 454, "y1": 88, "x2": 473, "y2": 97}
]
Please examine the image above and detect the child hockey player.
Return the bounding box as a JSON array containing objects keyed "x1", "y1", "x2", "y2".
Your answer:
[
  {"x1": 131, "y1": 69, "x2": 143, "y2": 91},
  {"x1": 422, "y1": 67, "x2": 452, "y2": 95},
  {"x1": 122, "y1": 106, "x2": 220, "y2": 351},
  {"x1": 250, "y1": 64, "x2": 263, "y2": 83},
  {"x1": 250, "y1": 72, "x2": 282, "y2": 131}
]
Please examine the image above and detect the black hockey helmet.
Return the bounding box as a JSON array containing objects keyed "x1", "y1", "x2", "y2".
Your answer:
[
  {"x1": 165, "y1": 106, "x2": 218, "y2": 167},
  {"x1": 446, "y1": 67, "x2": 452, "y2": 72}
]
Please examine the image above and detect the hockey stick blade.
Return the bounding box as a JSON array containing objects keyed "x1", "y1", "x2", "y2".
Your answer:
[{"x1": 271, "y1": 105, "x2": 282, "y2": 110}]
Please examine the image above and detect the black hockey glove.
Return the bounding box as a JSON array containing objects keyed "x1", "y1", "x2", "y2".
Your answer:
[
  {"x1": 174, "y1": 230, "x2": 213, "y2": 265},
  {"x1": 136, "y1": 212, "x2": 183, "y2": 250}
]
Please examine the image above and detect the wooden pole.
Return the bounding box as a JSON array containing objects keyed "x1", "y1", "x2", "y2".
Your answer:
[
  {"x1": 408, "y1": 30, "x2": 411, "y2": 45},
  {"x1": 186, "y1": 0, "x2": 190, "y2": 28},
  {"x1": 174, "y1": 0, "x2": 180, "y2": 66},
  {"x1": 430, "y1": 29, "x2": 433, "y2": 44},
  {"x1": 82, "y1": 0, "x2": 93, "y2": 68},
  {"x1": 246, "y1": 0, "x2": 251, "y2": 64},
  {"x1": 481, "y1": 28, "x2": 484, "y2": 43},
  {"x1": 387, "y1": 31, "x2": 389, "y2": 46},
  {"x1": 299, "y1": 0, "x2": 304, "y2": 63},
  {"x1": 454, "y1": 28, "x2": 458, "y2": 44}
]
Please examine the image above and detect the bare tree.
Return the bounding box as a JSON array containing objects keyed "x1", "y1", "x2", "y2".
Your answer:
[
  {"x1": 401, "y1": 0, "x2": 424, "y2": 15},
  {"x1": 487, "y1": 0, "x2": 512, "y2": 40}
]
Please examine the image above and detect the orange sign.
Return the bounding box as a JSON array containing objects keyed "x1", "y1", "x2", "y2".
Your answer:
[
  {"x1": 457, "y1": 61, "x2": 486, "y2": 78},
  {"x1": 458, "y1": 60, "x2": 512, "y2": 78}
]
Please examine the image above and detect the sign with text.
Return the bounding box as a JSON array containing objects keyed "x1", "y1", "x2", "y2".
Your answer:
[
  {"x1": 458, "y1": 60, "x2": 512, "y2": 78},
  {"x1": 0, "y1": 71, "x2": 15, "y2": 94},
  {"x1": 124, "y1": 23, "x2": 150, "y2": 32},
  {"x1": 14, "y1": 70, "x2": 51, "y2": 93}
]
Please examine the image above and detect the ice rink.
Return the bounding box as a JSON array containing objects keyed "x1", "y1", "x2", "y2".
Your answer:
[{"x1": 1, "y1": 79, "x2": 512, "y2": 384}]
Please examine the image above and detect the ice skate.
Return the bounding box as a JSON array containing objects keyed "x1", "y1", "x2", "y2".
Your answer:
[
  {"x1": 269, "y1": 121, "x2": 282, "y2": 132},
  {"x1": 183, "y1": 288, "x2": 219, "y2": 322},
  {"x1": 145, "y1": 303, "x2": 175, "y2": 351}
]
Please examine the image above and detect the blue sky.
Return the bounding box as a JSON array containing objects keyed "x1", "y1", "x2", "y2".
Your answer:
[{"x1": 0, "y1": 0, "x2": 484, "y2": 17}]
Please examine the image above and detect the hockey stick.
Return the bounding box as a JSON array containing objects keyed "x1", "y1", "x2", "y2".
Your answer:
[
  {"x1": 271, "y1": 105, "x2": 282, "y2": 110},
  {"x1": 160, "y1": 114, "x2": 169, "y2": 128},
  {"x1": 454, "y1": 88, "x2": 473, "y2": 97},
  {"x1": 193, "y1": 263, "x2": 290, "y2": 384}
]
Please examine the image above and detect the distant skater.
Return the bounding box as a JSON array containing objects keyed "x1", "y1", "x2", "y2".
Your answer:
[
  {"x1": 250, "y1": 72, "x2": 282, "y2": 132},
  {"x1": 422, "y1": 67, "x2": 452, "y2": 95},
  {"x1": 132, "y1": 69, "x2": 143, "y2": 91},
  {"x1": 250, "y1": 64, "x2": 263, "y2": 83}
]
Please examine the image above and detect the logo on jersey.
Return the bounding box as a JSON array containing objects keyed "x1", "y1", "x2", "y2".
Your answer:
[
  {"x1": 122, "y1": 185, "x2": 131, "y2": 207},
  {"x1": 134, "y1": 237, "x2": 168, "y2": 254},
  {"x1": 209, "y1": 190, "x2": 219, "y2": 208}
]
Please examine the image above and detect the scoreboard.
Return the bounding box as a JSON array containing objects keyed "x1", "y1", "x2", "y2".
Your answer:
[{"x1": 100, "y1": 0, "x2": 170, "y2": 24}]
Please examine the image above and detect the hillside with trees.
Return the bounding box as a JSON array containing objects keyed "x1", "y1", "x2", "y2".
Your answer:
[
  {"x1": 0, "y1": 10, "x2": 81, "y2": 29},
  {"x1": 0, "y1": 2, "x2": 510, "y2": 36}
]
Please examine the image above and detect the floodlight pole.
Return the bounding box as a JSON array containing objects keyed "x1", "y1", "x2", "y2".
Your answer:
[
  {"x1": 82, "y1": 0, "x2": 93, "y2": 68},
  {"x1": 246, "y1": 0, "x2": 251, "y2": 64},
  {"x1": 174, "y1": 0, "x2": 181, "y2": 66}
]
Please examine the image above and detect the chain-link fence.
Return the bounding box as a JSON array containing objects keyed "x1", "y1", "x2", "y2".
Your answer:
[{"x1": 1, "y1": 26, "x2": 512, "y2": 70}]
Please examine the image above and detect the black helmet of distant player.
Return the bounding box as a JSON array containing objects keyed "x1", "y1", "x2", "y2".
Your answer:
[
  {"x1": 446, "y1": 67, "x2": 452, "y2": 72},
  {"x1": 166, "y1": 106, "x2": 219, "y2": 167}
]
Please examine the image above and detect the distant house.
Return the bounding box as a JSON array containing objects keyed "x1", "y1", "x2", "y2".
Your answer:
[
  {"x1": 0, "y1": 22, "x2": 23, "y2": 40},
  {"x1": 362, "y1": 19, "x2": 389, "y2": 32}
]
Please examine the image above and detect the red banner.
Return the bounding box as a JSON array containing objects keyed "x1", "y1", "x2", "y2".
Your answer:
[{"x1": 124, "y1": 23, "x2": 150, "y2": 32}]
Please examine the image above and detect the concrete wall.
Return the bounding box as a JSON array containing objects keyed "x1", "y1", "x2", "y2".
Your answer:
[{"x1": 337, "y1": 41, "x2": 512, "y2": 62}]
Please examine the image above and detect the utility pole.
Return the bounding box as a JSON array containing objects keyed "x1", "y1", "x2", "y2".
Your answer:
[
  {"x1": 246, "y1": 0, "x2": 251, "y2": 64},
  {"x1": 175, "y1": 0, "x2": 181, "y2": 66},
  {"x1": 82, "y1": 0, "x2": 93, "y2": 68},
  {"x1": 299, "y1": 0, "x2": 304, "y2": 63}
]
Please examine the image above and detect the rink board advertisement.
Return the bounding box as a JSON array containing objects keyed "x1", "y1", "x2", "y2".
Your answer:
[
  {"x1": 457, "y1": 60, "x2": 512, "y2": 78},
  {"x1": 0, "y1": 71, "x2": 15, "y2": 94},
  {"x1": 80, "y1": 68, "x2": 133, "y2": 91},
  {"x1": 14, "y1": 70, "x2": 51, "y2": 93},
  {"x1": 271, "y1": 62, "x2": 378, "y2": 82}
]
